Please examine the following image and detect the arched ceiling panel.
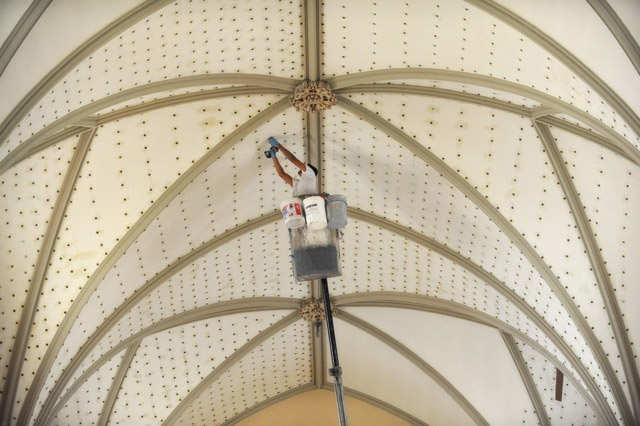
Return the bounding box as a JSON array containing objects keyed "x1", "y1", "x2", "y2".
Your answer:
[
  {"x1": 0, "y1": 135, "x2": 77, "y2": 409},
  {"x1": 514, "y1": 336, "x2": 598, "y2": 425},
  {"x1": 234, "y1": 388, "x2": 409, "y2": 426},
  {"x1": 107, "y1": 310, "x2": 292, "y2": 425},
  {"x1": 31, "y1": 106, "x2": 301, "y2": 420},
  {"x1": 0, "y1": 0, "x2": 304, "y2": 161},
  {"x1": 173, "y1": 319, "x2": 312, "y2": 425},
  {"x1": 328, "y1": 316, "x2": 475, "y2": 425},
  {"x1": 50, "y1": 347, "x2": 126, "y2": 426},
  {"x1": 555, "y1": 127, "x2": 640, "y2": 378},
  {"x1": 12, "y1": 94, "x2": 282, "y2": 420},
  {"x1": 321, "y1": 0, "x2": 639, "y2": 148},
  {"x1": 493, "y1": 0, "x2": 640, "y2": 114},
  {"x1": 322, "y1": 107, "x2": 620, "y2": 414},
  {"x1": 343, "y1": 306, "x2": 540, "y2": 425},
  {"x1": 56, "y1": 221, "x2": 307, "y2": 404},
  {"x1": 333, "y1": 218, "x2": 580, "y2": 378},
  {"x1": 344, "y1": 91, "x2": 627, "y2": 400},
  {"x1": 0, "y1": 0, "x2": 149, "y2": 121}
]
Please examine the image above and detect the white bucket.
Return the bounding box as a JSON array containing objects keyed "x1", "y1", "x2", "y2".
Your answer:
[
  {"x1": 280, "y1": 198, "x2": 305, "y2": 229},
  {"x1": 303, "y1": 196, "x2": 328, "y2": 230}
]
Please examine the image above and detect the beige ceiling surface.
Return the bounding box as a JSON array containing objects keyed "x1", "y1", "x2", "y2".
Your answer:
[{"x1": 0, "y1": 0, "x2": 638, "y2": 425}]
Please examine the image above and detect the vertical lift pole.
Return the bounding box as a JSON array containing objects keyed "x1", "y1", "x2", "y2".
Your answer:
[{"x1": 321, "y1": 277, "x2": 348, "y2": 426}]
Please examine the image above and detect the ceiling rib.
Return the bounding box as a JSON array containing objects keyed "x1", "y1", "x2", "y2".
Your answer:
[
  {"x1": 0, "y1": 85, "x2": 290, "y2": 175},
  {"x1": 501, "y1": 331, "x2": 551, "y2": 426},
  {"x1": 535, "y1": 121, "x2": 640, "y2": 421},
  {"x1": 586, "y1": 0, "x2": 640, "y2": 74},
  {"x1": 0, "y1": 0, "x2": 52, "y2": 77},
  {"x1": 334, "y1": 292, "x2": 606, "y2": 423},
  {"x1": 536, "y1": 115, "x2": 626, "y2": 158},
  {"x1": 347, "y1": 207, "x2": 614, "y2": 423},
  {"x1": 337, "y1": 310, "x2": 489, "y2": 425},
  {"x1": 335, "y1": 84, "x2": 631, "y2": 161},
  {"x1": 0, "y1": 128, "x2": 94, "y2": 425},
  {"x1": 303, "y1": 0, "x2": 321, "y2": 82},
  {"x1": 96, "y1": 339, "x2": 140, "y2": 426},
  {"x1": 160, "y1": 313, "x2": 300, "y2": 426},
  {"x1": 38, "y1": 211, "x2": 281, "y2": 422},
  {"x1": 0, "y1": 0, "x2": 173, "y2": 146},
  {"x1": 92, "y1": 86, "x2": 289, "y2": 124},
  {"x1": 20, "y1": 98, "x2": 292, "y2": 425},
  {"x1": 336, "y1": 84, "x2": 529, "y2": 115},
  {"x1": 221, "y1": 383, "x2": 316, "y2": 426},
  {"x1": 337, "y1": 97, "x2": 623, "y2": 425},
  {"x1": 5, "y1": 79, "x2": 631, "y2": 177},
  {"x1": 4, "y1": 126, "x2": 87, "y2": 170},
  {"x1": 465, "y1": 0, "x2": 640, "y2": 139},
  {"x1": 302, "y1": 0, "x2": 325, "y2": 392},
  {"x1": 44, "y1": 298, "x2": 302, "y2": 424},
  {"x1": 0, "y1": 74, "x2": 298, "y2": 176},
  {"x1": 328, "y1": 69, "x2": 640, "y2": 166}
]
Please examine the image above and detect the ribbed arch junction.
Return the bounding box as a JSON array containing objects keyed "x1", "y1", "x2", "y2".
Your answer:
[{"x1": 0, "y1": 1, "x2": 638, "y2": 425}]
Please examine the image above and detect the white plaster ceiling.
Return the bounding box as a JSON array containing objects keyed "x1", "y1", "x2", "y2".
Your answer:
[{"x1": 0, "y1": 1, "x2": 639, "y2": 425}]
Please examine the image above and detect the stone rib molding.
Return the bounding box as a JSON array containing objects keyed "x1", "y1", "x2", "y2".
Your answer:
[
  {"x1": 337, "y1": 310, "x2": 489, "y2": 425},
  {"x1": 535, "y1": 121, "x2": 640, "y2": 422},
  {"x1": 465, "y1": 0, "x2": 640, "y2": 140},
  {"x1": 347, "y1": 207, "x2": 614, "y2": 424},
  {"x1": 336, "y1": 83, "x2": 530, "y2": 116},
  {"x1": 7, "y1": 79, "x2": 633, "y2": 176},
  {"x1": 43, "y1": 298, "x2": 301, "y2": 424},
  {"x1": 36, "y1": 210, "x2": 281, "y2": 423},
  {"x1": 0, "y1": 128, "x2": 95, "y2": 425},
  {"x1": 334, "y1": 292, "x2": 606, "y2": 424},
  {"x1": 0, "y1": 86, "x2": 290, "y2": 175},
  {"x1": 328, "y1": 69, "x2": 640, "y2": 166},
  {"x1": 339, "y1": 83, "x2": 633, "y2": 162},
  {"x1": 96, "y1": 339, "x2": 141, "y2": 426},
  {"x1": 301, "y1": 0, "x2": 325, "y2": 391},
  {"x1": 0, "y1": 0, "x2": 52, "y2": 77},
  {"x1": 0, "y1": 0, "x2": 174, "y2": 145},
  {"x1": 302, "y1": 0, "x2": 321, "y2": 82},
  {"x1": 91, "y1": 86, "x2": 290, "y2": 125},
  {"x1": 160, "y1": 313, "x2": 300, "y2": 426},
  {"x1": 338, "y1": 97, "x2": 626, "y2": 424},
  {"x1": 501, "y1": 332, "x2": 551, "y2": 426},
  {"x1": 222, "y1": 383, "x2": 317, "y2": 425},
  {"x1": 586, "y1": 0, "x2": 640, "y2": 75},
  {"x1": 537, "y1": 115, "x2": 627, "y2": 159},
  {"x1": 0, "y1": 74, "x2": 298, "y2": 175},
  {"x1": 19, "y1": 98, "x2": 292, "y2": 425}
]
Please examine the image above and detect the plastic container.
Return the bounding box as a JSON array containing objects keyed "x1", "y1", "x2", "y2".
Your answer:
[
  {"x1": 326, "y1": 194, "x2": 347, "y2": 229},
  {"x1": 303, "y1": 196, "x2": 327, "y2": 230},
  {"x1": 280, "y1": 197, "x2": 305, "y2": 229}
]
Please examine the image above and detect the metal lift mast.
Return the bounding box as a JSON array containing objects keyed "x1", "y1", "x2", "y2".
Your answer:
[{"x1": 321, "y1": 278, "x2": 348, "y2": 426}]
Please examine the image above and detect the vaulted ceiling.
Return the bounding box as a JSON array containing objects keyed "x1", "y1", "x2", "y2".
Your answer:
[{"x1": 0, "y1": 0, "x2": 639, "y2": 425}]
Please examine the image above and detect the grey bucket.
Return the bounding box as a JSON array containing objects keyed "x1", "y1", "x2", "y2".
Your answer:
[{"x1": 326, "y1": 194, "x2": 347, "y2": 229}]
